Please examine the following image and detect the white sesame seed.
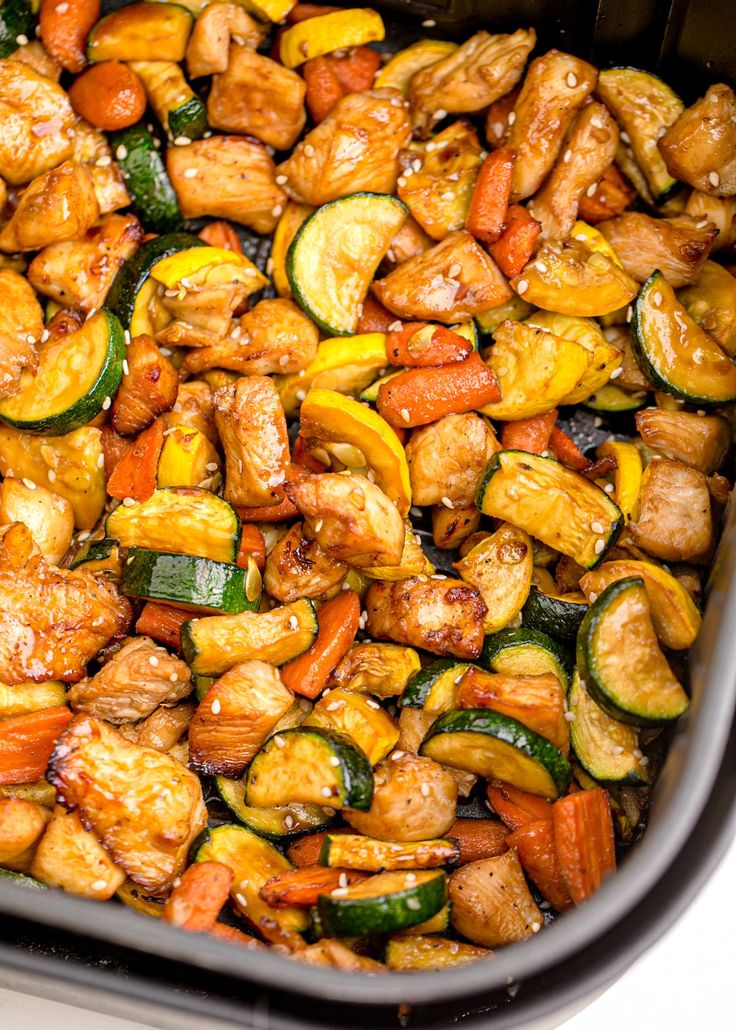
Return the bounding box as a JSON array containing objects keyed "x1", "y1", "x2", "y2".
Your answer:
[
  {"x1": 612, "y1": 745, "x2": 625, "y2": 755},
  {"x1": 115, "y1": 145, "x2": 127, "y2": 160},
  {"x1": 516, "y1": 279, "x2": 529, "y2": 295},
  {"x1": 15, "y1": 33, "x2": 28, "y2": 45},
  {"x1": 173, "y1": 136, "x2": 191, "y2": 146},
  {"x1": 271, "y1": 204, "x2": 283, "y2": 217},
  {"x1": 406, "y1": 898, "x2": 422, "y2": 911},
  {"x1": 288, "y1": 615, "x2": 299, "y2": 630},
  {"x1": 97, "y1": 452, "x2": 105, "y2": 469},
  {"x1": 388, "y1": 320, "x2": 403, "y2": 332},
  {"x1": 604, "y1": 482, "x2": 615, "y2": 494},
  {"x1": 122, "y1": 496, "x2": 136, "y2": 507},
  {"x1": 273, "y1": 735, "x2": 286, "y2": 748},
  {"x1": 331, "y1": 886, "x2": 349, "y2": 897},
  {"x1": 566, "y1": 72, "x2": 578, "y2": 88},
  {"x1": 434, "y1": 108, "x2": 448, "y2": 120},
  {"x1": 183, "y1": 168, "x2": 198, "y2": 178},
  {"x1": 91, "y1": 879, "x2": 108, "y2": 891},
  {"x1": 610, "y1": 366, "x2": 623, "y2": 379},
  {"x1": 391, "y1": 750, "x2": 405, "y2": 761},
  {"x1": 422, "y1": 18, "x2": 436, "y2": 26},
  {"x1": 275, "y1": 174, "x2": 288, "y2": 185},
  {"x1": 594, "y1": 538, "x2": 606, "y2": 554},
  {"x1": 531, "y1": 921, "x2": 542, "y2": 932},
  {"x1": 22, "y1": 478, "x2": 36, "y2": 490},
  {"x1": 440, "y1": 496, "x2": 454, "y2": 509},
  {"x1": 400, "y1": 407, "x2": 411, "y2": 423},
  {"x1": 366, "y1": 699, "x2": 380, "y2": 710},
  {"x1": 448, "y1": 262, "x2": 462, "y2": 278},
  {"x1": 420, "y1": 782, "x2": 430, "y2": 797},
  {"x1": 652, "y1": 291, "x2": 663, "y2": 307},
  {"x1": 303, "y1": 143, "x2": 315, "y2": 157},
  {"x1": 620, "y1": 131, "x2": 631, "y2": 144},
  {"x1": 102, "y1": 396, "x2": 112, "y2": 410},
  {"x1": 708, "y1": 171, "x2": 721, "y2": 187},
  {"x1": 536, "y1": 260, "x2": 548, "y2": 273},
  {"x1": 326, "y1": 700, "x2": 344, "y2": 711},
  {"x1": 328, "y1": 755, "x2": 341, "y2": 767},
  {"x1": 508, "y1": 112, "x2": 516, "y2": 126},
  {"x1": 563, "y1": 149, "x2": 572, "y2": 164},
  {"x1": 235, "y1": 893, "x2": 248, "y2": 907},
  {"x1": 149, "y1": 655, "x2": 160, "y2": 667},
  {"x1": 564, "y1": 711, "x2": 577, "y2": 722},
  {"x1": 585, "y1": 181, "x2": 598, "y2": 197},
  {"x1": 211, "y1": 699, "x2": 221, "y2": 714},
  {"x1": 321, "y1": 786, "x2": 333, "y2": 798},
  {"x1": 591, "y1": 521, "x2": 604, "y2": 534}
]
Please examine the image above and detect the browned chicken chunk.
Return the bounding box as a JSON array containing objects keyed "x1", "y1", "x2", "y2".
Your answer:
[
  {"x1": 597, "y1": 213, "x2": 717, "y2": 287},
  {"x1": 263, "y1": 522, "x2": 348, "y2": 603},
  {"x1": 30, "y1": 806, "x2": 126, "y2": 900},
  {"x1": 73, "y1": 119, "x2": 130, "y2": 215},
  {"x1": 658, "y1": 84, "x2": 736, "y2": 197},
  {"x1": 345, "y1": 754, "x2": 457, "y2": 841},
  {"x1": 406, "y1": 413, "x2": 499, "y2": 506},
  {"x1": 630, "y1": 459, "x2": 713, "y2": 562},
  {"x1": 111, "y1": 333, "x2": 179, "y2": 436},
  {"x1": 185, "y1": 2, "x2": 266, "y2": 78},
  {"x1": 635, "y1": 409, "x2": 730, "y2": 474},
  {"x1": 0, "y1": 269, "x2": 42, "y2": 399},
  {"x1": 0, "y1": 59, "x2": 75, "y2": 186},
  {"x1": 0, "y1": 160, "x2": 99, "y2": 253}
]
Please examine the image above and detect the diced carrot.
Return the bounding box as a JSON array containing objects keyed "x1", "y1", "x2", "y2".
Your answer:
[
  {"x1": 489, "y1": 204, "x2": 541, "y2": 279},
  {"x1": 549, "y1": 426, "x2": 589, "y2": 472},
  {"x1": 292, "y1": 435, "x2": 328, "y2": 473},
  {"x1": 387, "y1": 323, "x2": 473, "y2": 367},
  {"x1": 235, "y1": 524, "x2": 266, "y2": 571},
  {"x1": 578, "y1": 163, "x2": 636, "y2": 223},
  {"x1": 446, "y1": 817, "x2": 508, "y2": 865},
  {"x1": 356, "y1": 295, "x2": 398, "y2": 334},
  {"x1": 281, "y1": 591, "x2": 361, "y2": 699},
  {"x1": 198, "y1": 221, "x2": 243, "y2": 254},
  {"x1": 287, "y1": 827, "x2": 352, "y2": 868},
  {"x1": 259, "y1": 865, "x2": 368, "y2": 907},
  {"x1": 136, "y1": 602, "x2": 190, "y2": 650},
  {"x1": 39, "y1": 0, "x2": 100, "y2": 73},
  {"x1": 107, "y1": 419, "x2": 165, "y2": 503},
  {"x1": 303, "y1": 57, "x2": 343, "y2": 122},
  {"x1": 484, "y1": 88, "x2": 520, "y2": 149},
  {"x1": 501, "y1": 410, "x2": 558, "y2": 454},
  {"x1": 506, "y1": 818, "x2": 572, "y2": 911},
  {"x1": 111, "y1": 334, "x2": 179, "y2": 436},
  {"x1": 68, "y1": 61, "x2": 146, "y2": 131},
  {"x1": 466, "y1": 148, "x2": 516, "y2": 246},
  {"x1": 163, "y1": 861, "x2": 233, "y2": 931},
  {"x1": 376, "y1": 352, "x2": 501, "y2": 428},
  {"x1": 487, "y1": 781, "x2": 554, "y2": 831},
  {"x1": 0, "y1": 707, "x2": 72, "y2": 785},
  {"x1": 100, "y1": 425, "x2": 133, "y2": 477},
  {"x1": 553, "y1": 788, "x2": 616, "y2": 904},
  {"x1": 235, "y1": 495, "x2": 300, "y2": 523},
  {"x1": 210, "y1": 922, "x2": 264, "y2": 948}
]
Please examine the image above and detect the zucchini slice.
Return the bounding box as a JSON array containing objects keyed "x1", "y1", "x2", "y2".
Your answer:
[
  {"x1": 454, "y1": 522, "x2": 533, "y2": 633},
  {"x1": 287, "y1": 193, "x2": 407, "y2": 336},
  {"x1": 279, "y1": 8, "x2": 385, "y2": 69},
  {"x1": 0, "y1": 680, "x2": 66, "y2": 718},
  {"x1": 576, "y1": 577, "x2": 690, "y2": 725},
  {"x1": 314, "y1": 870, "x2": 446, "y2": 937},
  {"x1": 0, "y1": 869, "x2": 47, "y2": 890},
  {"x1": 107, "y1": 231, "x2": 206, "y2": 331},
  {"x1": 109, "y1": 124, "x2": 182, "y2": 235},
  {"x1": 679, "y1": 260, "x2": 736, "y2": 356},
  {"x1": 69, "y1": 539, "x2": 122, "y2": 578},
  {"x1": 522, "y1": 587, "x2": 588, "y2": 644},
  {"x1": 596, "y1": 68, "x2": 683, "y2": 200},
  {"x1": 632, "y1": 271, "x2": 736, "y2": 404},
  {"x1": 386, "y1": 934, "x2": 490, "y2": 971},
  {"x1": 568, "y1": 671, "x2": 649, "y2": 785},
  {"x1": 477, "y1": 450, "x2": 623, "y2": 570},
  {"x1": 0, "y1": 310, "x2": 124, "y2": 435},
  {"x1": 194, "y1": 823, "x2": 308, "y2": 934},
  {"x1": 304, "y1": 688, "x2": 399, "y2": 765},
  {"x1": 215, "y1": 776, "x2": 333, "y2": 841},
  {"x1": 584, "y1": 385, "x2": 647, "y2": 413},
  {"x1": 87, "y1": 3, "x2": 193, "y2": 63},
  {"x1": 106, "y1": 488, "x2": 240, "y2": 564},
  {"x1": 420, "y1": 709, "x2": 571, "y2": 799},
  {"x1": 182, "y1": 598, "x2": 318, "y2": 677},
  {"x1": 275, "y1": 333, "x2": 389, "y2": 418},
  {"x1": 482, "y1": 628, "x2": 571, "y2": 689},
  {"x1": 399, "y1": 658, "x2": 475, "y2": 712},
  {"x1": 129, "y1": 61, "x2": 207, "y2": 142},
  {"x1": 121, "y1": 548, "x2": 260, "y2": 615},
  {"x1": 0, "y1": 0, "x2": 33, "y2": 59},
  {"x1": 319, "y1": 834, "x2": 459, "y2": 872},
  {"x1": 245, "y1": 727, "x2": 374, "y2": 812}
]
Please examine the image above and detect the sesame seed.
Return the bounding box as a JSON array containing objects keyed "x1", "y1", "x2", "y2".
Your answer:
[
  {"x1": 275, "y1": 174, "x2": 288, "y2": 185},
  {"x1": 536, "y1": 260, "x2": 548, "y2": 273},
  {"x1": 149, "y1": 655, "x2": 159, "y2": 666},
  {"x1": 273, "y1": 735, "x2": 286, "y2": 748},
  {"x1": 115, "y1": 145, "x2": 128, "y2": 160},
  {"x1": 448, "y1": 262, "x2": 462, "y2": 278},
  {"x1": 328, "y1": 755, "x2": 341, "y2": 767},
  {"x1": 169, "y1": 672, "x2": 178, "y2": 682},
  {"x1": 388, "y1": 320, "x2": 403, "y2": 332},
  {"x1": 531, "y1": 921, "x2": 542, "y2": 932},
  {"x1": 406, "y1": 898, "x2": 422, "y2": 911},
  {"x1": 585, "y1": 181, "x2": 598, "y2": 197},
  {"x1": 612, "y1": 745, "x2": 625, "y2": 755},
  {"x1": 284, "y1": 815, "x2": 295, "y2": 829},
  {"x1": 366, "y1": 699, "x2": 380, "y2": 710},
  {"x1": 594, "y1": 538, "x2": 606, "y2": 554},
  {"x1": 183, "y1": 168, "x2": 198, "y2": 178},
  {"x1": 420, "y1": 782, "x2": 430, "y2": 797},
  {"x1": 338, "y1": 872, "x2": 348, "y2": 887},
  {"x1": 652, "y1": 291, "x2": 663, "y2": 307},
  {"x1": 15, "y1": 33, "x2": 28, "y2": 45},
  {"x1": 604, "y1": 482, "x2": 615, "y2": 494},
  {"x1": 422, "y1": 18, "x2": 436, "y2": 26},
  {"x1": 321, "y1": 786, "x2": 333, "y2": 798},
  {"x1": 440, "y1": 495, "x2": 454, "y2": 509},
  {"x1": 591, "y1": 521, "x2": 604, "y2": 534},
  {"x1": 397, "y1": 176, "x2": 407, "y2": 188},
  {"x1": 563, "y1": 149, "x2": 572, "y2": 163},
  {"x1": 400, "y1": 407, "x2": 411, "y2": 423},
  {"x1": 326, "y1": 700, "x2": 344, "y2": 711},
  {"x1": 508, "y1": 112, "x2": 516, "y2": 126},
  {"x1": 102, "y1": 396, "x2": 112, "y2": 410},
  {"x1": 97, "y1": 452, "x2": 105, "y2": 469},
  {"x1": 288, "y1": 615, "x2": 299, "y2": 630},
  {"x1": 303, "y1": 143, "x2": 315, "y2": 157},
  {"x1": 391, "y1": 750, "x2": 405, "y2": 761},
  {"x1": 610, "y1": 366, "x2": 623, "y2": 379},
  {"x1": 235, "y1": 893, "x2": 248, "y2": 908},
  {"x1": 173, "y1": 136, "x2": 191, "y2": 146},
  {"x1": 122, "y1": 496, "x2": 136, "y2": 507},
  {"x1": 708, "y1": 171, "x2": 721, "y2": 187},
  {"x1": 566, "y1": 72, "x2": 578, "y2": 87},
  {"x1": 620, "y1": 131, "x2": 631, "y2": 144},
  {"x1": 211, "y1": 699, "x2": 221, "y2": 714},
  {"x1": 271, "y1": 204, "x2": 283, "y2": 217},
  {"x1": 516, "y1": 279, "x2": 529, "y2": 295},
  {"x1": 331, "y1": 886, "x2": 349, "y2": 897},
  {"x1": 564, "y1": 711, "x2": 576, "y2": 722},
  {"x1": 313, "y1": 518, "x2": 324, "y2": 533},
  {"x1": 434, "y1": 108, "x2": 447, "y2": 120},
  {"x1": 22, "y1": 478, "x2": 36, "y2": 490},
  {"x1": 91, "y1": 879, "x2": 108, "y2": 891}
]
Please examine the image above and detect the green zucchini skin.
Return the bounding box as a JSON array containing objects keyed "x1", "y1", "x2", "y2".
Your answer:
[
  {"x1": 109, "y1": 124, "x2": 183, "y2": 234},
  {"x1": 567, "y1": 671, "x2": 649, "y2": 785},
  {"x1": 215, "y1": 775, "x2": 333, "y2": 840},
  {"x1": 120, "y1": 547, "x2": 259, "y2": 615},
  {"x1": 169, "y1": 96, "x2": 208, "y2": 141},
  {"x1": 482, "y1": 627, "x2": 572, "y2": 687},
  {"x1": 0, "y1": 0, "x2": 33, "y2": 58},
  {"x1": 107, "y1": 230, "x2": 206, "y2": 329},
  {"x1": 399, "y1": 658, "x2": 474, "y2": 710},
  {"x1": 70, "y1": 539, "x2": 117, "y2": 570},
  {"x1": 522, "y1": 588, "x2": 588, "y2": 644},
  {"x1": 0, "y1": 869, "x2": 47, "y2": 890},
  {"x1": 313, "y1": 871, "x2": 447, "y2": 937}
]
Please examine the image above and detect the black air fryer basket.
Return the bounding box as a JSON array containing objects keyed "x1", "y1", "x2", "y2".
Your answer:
[{"x1": 1, "y1": 2, "x2": 735, "y2": 1027}]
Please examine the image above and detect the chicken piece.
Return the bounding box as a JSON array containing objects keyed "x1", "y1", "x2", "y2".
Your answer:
[
  {"x1": 208, "y1": 46, "x2": 306, "y2": 151},
  {"x1": 135, "y1": 703, "x2": 196, "y2": 753},
  {"x1": 397, "y1": 120, "x2": 484, "y2": 241},
  {"x1": 373, "y1": 230, "x2": 512, "y2": 323},
  {"x1": 684, "y1": 191, "x2": 736, "y2": 252},
  {"x1": 0, "y1": 796, "x2": 49, "y2": 871},
  {"x1": 0, "y1": 59, "x2": 75, "y2": 186},
  {"x1": 48, "y1": 715, "x2": 207, "y2": 893},
  {"x1": 507, "y1": 50, "x2": 598, "y2": 201},
  {"x1": 263, "y1": 522, "x2": 347, "y2": 603},
  {"x1": 345, "y1": 754, "x2": 457, "y2": 841},
  {"x1": 630, "y1": 459, "x2": 713, "y2": 562},
  {"x1": 286, "y1": 472, "x2": 406, "y2": 568},
  {"x1": 597, "y1": 212, "x2": 717, "y2": 287},
  {"x1": 383, "y1": 216, "x2": 433, "y2": 269},
  {"x1": 0, "y1": 160, "x2": 99, "y2": 253},
  {"x1": 213, "y1": 376, "x2": 290, "y2": 508},
  {"x1": 9, "y1": 40, "x2": 61, "y2": 82},
  {"x1": 276, "y1": 89, "x2": 411, "y2": 207},
  {"x1": 658, "y1": 84, "x2": 736, "y2": 197},
  {"x1": 327, "y1": 641, "x2": 418, "y2": 698},
  {"x1": 68, "y1": 637, "x2": 192, "y2": 723},
  {"x1": 0, "y1": 523, "x2": 132, "y2": 684},
  {"x1": 186, "y1": 2, "x2": 266, "y2": 78},
  {"x1": 365, "y1": 576, "x2": 487, "y2": 659},
  {"x1": 602, "y1": 325, "x2": 651, "y2": 391},
  {"x1": 635, "y1": 408, "x2": 729, "y2": 474},
  {"x1": 28, "y1": 213, "x2": 142, "y2": 312},
  {"x1": 30, "y1": 806, "x2": 126, "y2": 900},
  {"x1": 111, "y1": 333, "x2": 179, "y2": 436},
  {"x1": 406, "y1": 413, "x2": 499, "y2": 507},
  {"x1": 164, "y1": 380, "x2": 217, "y2": 444},
  {"x1": 158, "y1": 277, "x2": 252, "y2": 348},
  {"x1": 0, "y1": 477, "x2": 73, "y2": 564},
  {"x1": 0, "y1": 268, "x2": 42, "y2": 399},
  {"x1": 183, "y1": 298, "x2": 318, "y2": 377},
  {"x1": 73, "y1": 119, "x2": 130, "y2": 215},
  {"x1": 167, "y1": 136, "x2": 286, "y2": 235},
  {"x1": 529, "y1": 102, "x2": 619, "y2": 240},
  {"x1": 410, "y1": 29, "x2": 536, "y2": 136}
]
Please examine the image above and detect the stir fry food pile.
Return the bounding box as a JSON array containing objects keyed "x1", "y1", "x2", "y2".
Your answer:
[{"x1": 0, "y1": 0, "x2": 734, "y2": 975}]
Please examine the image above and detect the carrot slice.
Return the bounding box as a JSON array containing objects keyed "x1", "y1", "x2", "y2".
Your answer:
[
  {"x1": 484, "y1": 88, "x2": 520, "y2": 149},
  {"x1": 163, "y1": 861, "x2": 233, "y2": 931},
  {"x1": 39, "y1": 0, "x2": 100, "y2": 73},
  {"x1": 357, "y1": 296, "x2": 398, "y2": 334},
  {"x1": 136, "y1": 602, "x2": 190, "y2": 650},
  {"x1": 280, "y1": 591, "x2": 361, "y2": 699},
  {"x1": 198, "y1": 221, "x2": 243, "y2": 254},
  {"x1": 446, "y1": 817, "x2": 508, "y2": 865},
  {"x1": 259, "y1": 865, "x2": 368, "y2": 907},
  {"x1": 489, "y1": 203, "x2": 541, "y2": 279},
  {"x1": 376, "y1": 352, "x2": 501, "y2": 428},
  {"x1": 578, "y1": 163, "x2": 636, "y2": 223},
  {"x1": 549, "y1": 426, "x2": 589, "y2": 472},
  {"x1": 235, "y1": 495, "x2": 300, "y2": 523},
  {"x1": 68, "y1": 61, "x2": 146, "y2": 131},
  {"x1": 303, "y1": 57, "x2": 343, "y2": 123},
  {"x1": 506, "y1": 819, "x2": 572, "y2": 911},
  {"x1": 500, "y1": 410, "x2": 558, "y2": 454},
  {"x1": 387, "y1": 323, "x2": 473, "y2": 368},
  {"x1": 287, "y1": 827, "x2": 352, "y2": 867},
  {"x1": 235, "y1": 524, "x2": 266, "y2": 571},
  {"x1": 107, "y1": 419, "x2": 165, "y2": 503},
  {"x1": 210, "y1": 922, "x2": 264, "y2": 948},
  {"x1": 487, "y1": 781, "x2": 554, "y2": 831},
  {"x1": 553, "y1": 789, "x2": 616, "y2": 904},
  {"x1": 0, "y1": 707, "x2": 72, "y2": 785},
  {"x1": 466, "y1": 148, "x2": 516, "y2": 246}
]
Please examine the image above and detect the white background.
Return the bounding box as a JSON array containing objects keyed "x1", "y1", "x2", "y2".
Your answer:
[{"x1": 1, "y1": 831, "x2": 733, "y2": 1029}]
